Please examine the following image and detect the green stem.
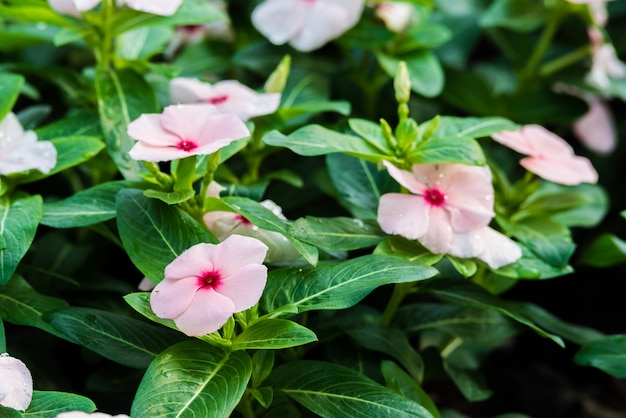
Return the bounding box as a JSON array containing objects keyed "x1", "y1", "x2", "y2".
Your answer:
[
  {"x1": 540, "y1": 45, "x2": 591, "y2": 77},
  {"x1": 380, "y1": 282, "x2": 414, "y2": 327},
  {"x1": 519, "y1": 12, "x2": 562, "y2": 87},
  {"x1": 239, "y1": 394, "x2": 256, "y2": 418},
  {"x1": 98, "y1": 0, "x2": 115, "y2": 69}
]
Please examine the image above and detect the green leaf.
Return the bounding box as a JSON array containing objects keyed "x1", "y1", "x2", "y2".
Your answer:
[
  {"x1": 116, "y1": 26, "x2": 174, "y2": 61},
  {"x1": 143, "y1": 189, "x2": 195, "y2": 205},
  {"x1": 575, "y1": 334, "x2": 626, "y2": 378},
  {"x1": 0, "y1": 194, "x2": 42, "y2": 285},
  {"x1": 433, "y1": 116, "x2": 519, "y2": 139},
  {"x1": 326, "y1": 153, "x2": 397, "y2": 220},
  {"x1": 346, "y1": 324, "x2": 424, "y2": 382},
  {"x1": 505, "y1": 217, "x2": 575, "y2": 267},
  {"x1": 381, "y1": 361, "x2": 442, "y2": 418},
  {"x1": 261, "y1": 254, "x2": 438, "y2": 314},
  {"x1": 0, "y1": 1, "x2": 75, "y2": 28},
  {"x1": 580, "y1": 233, "x2": 626, "y2": 268},
  {"x1": 480, "y1": 0, "x2": 547, "y2": 33},
  {"x1": 494, "y1": 242, "x2": 574, "y2": 279},
  {"x1": 348, "y1": 118, "x2": 393, "y2": 155},
  {"x1": 232, "y1": 319, "x2": 317, "y2": 351},
  {"x1": 291, "y1": 217, "x2": 385, "y2": 251},
  {"x1": 47, "y1": 307, "x2": 185, "y2": 369},
  {"x1": 95, "y1": 68, "x2": 158, "y2": 180},
  {"x1": 35, "y1": 109, "x2": 101, "y2": 138},
  {"x1": 420, "y1": 278, "x2": 564, "y2": 346},
  {"x1": 0, "y1": 275, "x2": 69, "y2": 337},
  {"x1": 131, "y1": 340, "x2": 252, "y2": 417},
  {"x1": 268, "y1": 361, "x2": 434, "y2": 418},
  {"x1": 376, "y1": 51, "x2": 444, "y2": 98},
  {"x1": 443, "y1": 362, "x2": 493, "y2": 401},
  {"x1": 262, "y1": 126, "x2": 389, "y2": 163},
  {"x1": 0, "y1": 72, "x2": 24, "y2": 120},
  {"x1": 25, "y1": 391, "x2": 96, "y2": 416},
  {"x1": 42, "y1": 181, "x2": 142, "y2": 228},
  {"x1": 408, "y1": 136, "x2": 485, "y2": 165},
  {"x1": 116, "y1": 189, "x2": 216, "y2": 283}
]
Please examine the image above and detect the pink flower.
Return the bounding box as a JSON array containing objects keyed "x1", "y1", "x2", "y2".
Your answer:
[
  {"x1": 449, "y1": 227, "x2": 522, "y2": 269},
  {"x1": 0, "y1": 353, "x2": 33, "y2": 411},
  {"x1": 169, "y1": 78, "x2": 280, "y2": 122},
  {"x1": 585, "y1": 27, "x2": 626, "y2": 89},
  {"x1": 56, "y1": 413, "x2": 130, "y2": 418},
  {"x1": 127, "y1": 104, "x2": 249, "y2": 162},
  {"x1": 573, "y1": 95, "x2": 617, "y2": 155},
  {"x1": 378, "y1": 161, "x2": 495, "y2": 254},
  {"x1": 150, "y1": 235, "x2": 268, "y2": 336},
  {"x1": 492, "y1": 125, "x2": 599, "y2": 185},
  {"x1": 567, "y1": 0, "x2": 613, "y2": 26},
  {"x1": 0, "y1": 112, "x2": 57, "y2": 175},
  {"x1": 204, "y1": 199, "x2": 301, "y2": 263},
  {"x1": 251, "y1": 0, "x2": 365, "y2": 52},
  {"x1": 47, "y1": 0, "x2": 182, "y2": 17},
  {"x1": 373, "y1": 2, "x2": 413, "y2": 33}
]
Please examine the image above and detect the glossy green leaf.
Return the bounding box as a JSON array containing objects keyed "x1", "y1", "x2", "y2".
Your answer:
[
  {"x1": 408, "y1": 136, "x2": 486, "y2": 165},
  {"x1": 261, "y1": 254, "x2": 438, "y2": 314},
  {"x1": 381, "y1": 361, "x2": 442, "y2": 418},
  {"x1": 433, "y1": 116, "x2": 519, "y2": 139},
  {"x1": 480, "y1": 0, "x2": 547, "y2": 33},
  {"x1": 47, "y1": 307, "x2": 185, "y2": 369},
  {"x1": 505, "y1": 217, "x2": 575, "y2": 267},
  {"x1": 0, "y1": 72, "x2": 24, "y2": 120},
  {"x1": 291, "y1": 216, "x2": 385, "y2": 251},
  {"x1": 232, "y1": 319, "x2": 317, "y2": 351},
  {"x1": 116, "y1": 189, "x2": 216, "y2": 283},
  {"x1": 374, "y1": 236, "x2": 444, "y2": 265},
  {"x1": 95, "y1": 68, "x2": 158, "y2": 180},
  {"x1": 443, "y1": 362, "x2": 493, "y2": 401},
  {"x1": 580, "y1": 233, "x2": 626, "y2": 268},
  {"x1": 143, "y1": 189, "x2": 195, "y2": 205},
  {"x1": 116, "y1": 26, "x2": 174, "y2": 61},
  {"x1": 131, "y1": 340, "x2": 252, "y2": 418},
  {"x1": 0, "y1": 194, "x2": 42, "y2": 285},
  {"x1": 376, "y1": 51, "x2": 444, "y2": 98},
  {"x1": 575, "y1": 334, "x2": 626, "y2": 378},
  {"x1": 0, "y1": 275, "x2": 69, "y2": 337},
  {"x1": 25, "y1": 390, "x2": 96, "y2": 416},
  {"x1": 268, "y1": 361, "x2": 434, "y2": 418},
  {"x1": 0, "y1": 1, "x2": 74, "y2": 28}
]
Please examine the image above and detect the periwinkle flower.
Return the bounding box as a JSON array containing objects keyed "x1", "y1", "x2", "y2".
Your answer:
[{"x1": 0, "y1": 353, "x2": 33, "y2": 412}]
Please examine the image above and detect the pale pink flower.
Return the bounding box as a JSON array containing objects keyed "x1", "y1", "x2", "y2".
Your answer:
[
  {"x1": 251, "y1": 0, "x2": 365, "y2": 52},
  {"x1": 449, "y1": 226, "x2": 522, "y2": 269},
  {"x1": 567, "y1": 0, "x2": 613, "y2": 26},
  {"x1": 378, "y1": 161, "x2": 495, "y2": 254},
  {"x1": 169, "y1": 78, "x2": 280, "y2": 122},
  {"x1": 492, "y1": 125, "x2": 599, "y2": 185},
  {"x1": 0, "y1": 112, "x2": 57, "y2": 175},
  {"x1": 150, "y1": 235, "x2": 268, "y2": 337},
  {"x1": 374, "y1": 2, "x2": 413, "y2": 33},
  {"x1": 0, "y1": 353, "x2": 33, "y2": 412},
  {"x1": 204, "y1": 199, "x2": 301, "y2": 263},
  {"x1": 47, "y1": 0, "x2": 182, "y2": 17},
  {"x1": 573, "y1": 95, "x2": 617, "y2": 155},
  {"x1": 56, "y1": 412, "x2": 130, "y2": 418},
  {"x1": 585, "y1": 27, "x2": 626, "y2": 89},
  {"x1": 127, "y1": 104, "x2": 249, "y2": 162}
]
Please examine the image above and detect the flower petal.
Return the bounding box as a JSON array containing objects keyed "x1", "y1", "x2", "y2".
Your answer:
[
  {"x1": 150, "y1": 276, "x2": 199, "y2": 319},
  {"x1": 476, "y1": 227, "x2": 522, "y2": 269},
  {"x1": 127, "y1": 113, "x2": 180, "y2": 147},
  {"x1": 377, "y1": 193, "x2": 429, "y2": 240},
  {"x1": 442, "y1": 164, "x2": 494, "y2": 232},
  {"x1": 0, "y1": 131, "x2": 57, "y2": 175},
  {"x1": 217, "y1": 264, "x2": 267, "y2": 312},
  {"x1": 196, "y1": 113, "x2": 250, "y2": 150},
  {"x1": 209, "y1": 235, "x2": 268, "y2": 278},
  {"x1": 573, "y1": 97, "x2": 617, "y2": 155},
  {"x1": 420, "y1": 207, "x2": 454, "y2": 253},
  {"x1": 0, "y1": 354, "x2": 33, "y2": 411},
  {"x1": 0, "y1": 112, "x2": 25, "y2": 143},
  {"x1": 164, "y1": 243, "x2": 216, "y2": 281},
  {"x1": 169, "y1": 77, "x2": 215, "y2": 104},
  {"x1": 172, "y1": 289, "x2": 235, "y2": 336},
  {"x1": 159, "y1": 104, "x2": 221, "y2": 144},
  {"x1": 251, "y1": 0, "x2": 307, "y2": 46},
  {"x1": 382, "y1": 161, "x2": 427, "y2": 195},
  {"x1": 520, "y1": 155, "x2": 598, "y2": 185},
  {"x1": 122, "y1": 0, "x2": 182, "y2": 16}
]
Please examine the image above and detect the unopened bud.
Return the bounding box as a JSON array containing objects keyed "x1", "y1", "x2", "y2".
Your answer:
[
  {"x1": 265, "y1": 55, "x2": 291, "y2": 93},
  {"x1": 394, "y1": 61, "x2": 411, "y2": 105}
]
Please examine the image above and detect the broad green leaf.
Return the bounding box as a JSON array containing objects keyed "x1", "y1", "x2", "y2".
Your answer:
[
  {"x1": 116, "y1": 189, "x2": 216, "y2": 283},
  {"x1": 278, "y1": 100, "x2": 351, "y2": 121},
  {"x1": 262, "y1": 126, "x2": 389, "y2": 163},
  {"x1": 326, "y1": 153, "x2": 397, "y2": 220},
  {"x1": 480, "y1": 0, "x2": 547, "y2": 33},
  {"x1": 0, "y1": 194, "x2": 42, "y2": 285},
  {"x1": 47, "y1": 307, "x2": 185, "y2": 369},
  {"x1": 42, "y1": 181, "x2": 143, "y2": 228},
  {"x1": 579, "y1": 233, "x2": 626, "y2": 268},
  {"x1": 346, "y1": 324, "x2": 424, "y2": 382},
  {"x1": 268, "y1": 361, "x2": 434, "y2": 418},
  {"x1": 505, "y1": 217, "x2": 575, "y2": 267},
  {"x1": 0, "y1": 275, "x2": 69, "y2": 337},
  {"x1": 0, "y1": 72, "x2": 24, "y2": 120},
  {"x1": 432, "y1": 116, "x2": 519, "y2": 140},
  {"x1": 95, "y1": 68, "x2": 158, "y2": 180},
  {"x1": 376, "y1": 51, "x2": 444, "y2": 98},
  {"x1": 261, "y1": 254, "x2": 438, "y2": 314},
  {"x1": 494, "y1": 242, "x2": 574, "y2": 279},
  {"x1": 25, "y1": 391, "x2": 96, "y2": 416},
  {"x1": 0, "y1": 406, "x2": 23, "y2": 417},
  {"x1": 381, "y1": 361, "x2": 442, "y2": 418},
  {"x1": 35, "y1": 110, "x2": 101, "y2": 138},
  {"x1": 398, "y1": 23, "x2": 452, "y2": 51},
  {"x1": 143, "y1": 189, "x2": 195, "y2": 205},
  {"x1": 420, "y1": 278, "x2": 564, "y2": 346},
  {"x1": 291, "y1": 216, "x2": 385, "y2": 251},
  {"x1": 575, "y1": 334, "x2": 626, "y2": 378},
  {"x1": 231, "y1": 319, "x2": 317, "y2": 351},
  {"x1": 408, "y1": 136, "x2": 485, "y2": 165},
  {"x1": 116, "y1": 26, "x2": 174, "y2": 61},
  {"x1": 0, "y1": 22, "x2": 58, "y2": 52},
  {"x1": 131, "y1": 340, "x2": 252, "y2": 418},
  {"x1": 348, "y1": 118, "x2": 394, "y2": 154},
  {"x1": 443, "y1": 362, "x2": 492, "y2": 401},
  {"x1": 374, "y1": 236, "x2": 444, "y2": 265},
  {"x1": 0, "y1": 1, "x2": 74, "y2": 28}
]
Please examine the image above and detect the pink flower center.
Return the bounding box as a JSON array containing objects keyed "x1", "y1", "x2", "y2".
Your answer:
[
  {"x1": 424, "y1": 188, "x2": 446, "y2": 207},
  {"x1": 235, "y1": 214, "x2": 252, "y2": 226},
  {"x1": 198, "y1": 270, "x2": 221, "y2": 290},
  {"x1": 208, "y1": 95, "x2": 229, "y2": 105},
  {"x1": 176, "y1": 139, "x2": 198, "y2": 152}
]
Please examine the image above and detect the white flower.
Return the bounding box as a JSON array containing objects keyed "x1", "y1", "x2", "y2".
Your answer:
[
  {"x1": 0, "y1": 112, "x2": 57, "y2": 176},
  {"x1": 585, "y1": 27, "x2": 626, "y2": 89},
  {"x1": 0, "y1": 353, "x2": 33, "y2": 412}
]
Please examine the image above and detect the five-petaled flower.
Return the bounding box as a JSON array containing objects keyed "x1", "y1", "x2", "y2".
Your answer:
[
  {"x1": 0, "y1": 353, "x2": 33, "y2": 412},
  {"x1": 0, "y1": 112, "x2": 57, "y2": 176},
  {"x1": 251, "y1": 0, "x2": 365, "y2": 52},
  {"x1": 585, "y1": 27, "x2": 626, "y2": 90},
  {"x1": 47, "y1": 0, "x2": 182, "y2": 18},
  {"x1": 127, "y1": 104, "x2": 249, "y2": 162},
  {"x1": 492, "y1": 124, "x2": 599, "y2": 185},
  {"x1": 150, "y1": 235, "x2": 269, "y2": 337},
  {"x1": 169, "y1": 78, "x2": 280, "y2": 122}
]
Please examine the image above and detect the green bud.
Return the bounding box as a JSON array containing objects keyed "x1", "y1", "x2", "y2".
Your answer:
[
  {"x1": 394, "y1": 61, "x2": 411, "y2": 105},
  {"x1": 380, "y1": 118, "x2": 398, "y2": 151},
  {"x1": 396, "y1": 118, "x2": 419, "y2": 153},
  {"x1": 416, "y1": 115, "x2": 440, "y2": 143},
  {"x1": 264, "y1": 54, "x2": 291, "y2": 93}
]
